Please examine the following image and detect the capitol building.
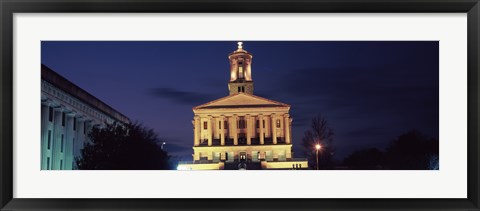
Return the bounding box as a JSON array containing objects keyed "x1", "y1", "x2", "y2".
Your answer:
[{"x1": 178, "y1": 42, "x2": 308, "y2": 170}]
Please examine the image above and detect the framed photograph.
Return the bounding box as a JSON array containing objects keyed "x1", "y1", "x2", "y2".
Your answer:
[{"x1": 1, "y1": 0, "x2": 479, "y2": 210}]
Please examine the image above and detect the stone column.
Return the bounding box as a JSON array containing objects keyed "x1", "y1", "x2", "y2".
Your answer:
[
  {"x1": 52, "y1": 107, "x2": 63, "y2": 170},
  {"x1": 192, "y1": 119, "x2": 196, "y2": 145},
  {"x1": 194, "y1": 116, "x2": 200, "y2": 146},
  {"x1": 207, "y1": 116, "x2": 212, "y2": 146},
  {"x1": 246, "y1": 115, "x2": 252, "y2": 145},
  {"x1": 220, "y1": 116, "x2": 225, "y2": 146},
  {"x1": 272, "y1": 114, "x2": 277, "y2": 144},
  {"x1": 259, "y1": 115, "x2": 264, "y2": 145},
  {"x1": 41, "y1": 102, "x2": 49, "y2": 170},
  {"x1": 64, "y1": 113, "x2": 75, "y2": 170},
  {"x1": 284, "y1": 114, "x2": 291, "y2": 144},
  {"x1": 74, "y1": 117, "x2": 85, "y2": 166},
  {"x1": 245, "y1": 59, "x2": 252, "y2": 81},
  {"x1": 232, "y1": 115, "x2": 238, "y2": 145},
  {"x1": 70, "y1": 117, "x2": 78, "y2": 169}
]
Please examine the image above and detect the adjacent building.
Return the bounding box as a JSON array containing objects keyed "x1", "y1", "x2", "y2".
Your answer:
[
  {"x1": 178, "y1": 42, "x2": 308, "y2": 170},
  {"x1": 41, "y1": 64, "x2": 130, "y2": 170}
]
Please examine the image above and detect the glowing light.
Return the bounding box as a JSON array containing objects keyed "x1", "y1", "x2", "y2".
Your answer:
[
  {"x1": 177, "y1": 165, "x2": 189, "y2": 170},
  {"x1": 315, "y1": 144, "x2": 321, "y2": 150},
  {"x1": 237, "y1": 41, "x2": 243, "y2": 50}
]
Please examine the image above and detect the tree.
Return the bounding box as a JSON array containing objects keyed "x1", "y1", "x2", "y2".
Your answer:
[
  {"x1": 76, "y1": 122, "x2": 172, "y2": 170},
  {"x1": 343, "y1": 148, "x2": 385, "y2": 170},
  {"x1": 385, "y1": 130, "x2": 439, "y2": 170},
  {"x1": 301, "y1": 114, "x2": 335, "y2": 169},
  {"x1": 428, "y1": 155, "x2": 439, "y2": 170}
]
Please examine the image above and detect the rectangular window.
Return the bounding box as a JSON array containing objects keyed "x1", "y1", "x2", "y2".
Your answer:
[
  {"x1": 47, "y1": 130, "x2": 52, "y2": 150},
  {"x1": 61, "y1": 134, "x2": 64, "y2": 153},
  {"x1": 237, "y1": 120, "x2": 246, "y2": 129},
  {"x1": 203, "y1": 121, "x2": 207, "y2": 130},
  {"x1": 263, "y1": 120, "x2": 265, "y2": 128},
  {"x1": 256, "y1": 120, "x2": 259, "y2": 128},
  {"x1": 224, "y1": 121, "x2": 228, "y2": 129},
  {"x1": 48, "y1": 107, "x2": 53, "y2": 122},
  {"x1": 219, "y1": 121, "x2": 221, "y2": 129},
  {"x1": 276, "y1": 119, "x2": 281, "y2": 128},
  {"x1": 73, "y1": 117, "x2": 76, "y2": 130},
  {"x1": 60, "y1": 160, "x2": 63, "y2": 170},
  {"x1": 46, "y1": 157, "x2": 50, "y2": 170},
  {"x1": 61, "y1": 112, "x2": 66, "y2": 126}
]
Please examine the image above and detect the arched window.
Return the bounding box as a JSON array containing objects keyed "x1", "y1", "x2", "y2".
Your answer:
[{"x1": 238, "y1": 62, "x2": 244, "y2": 78}]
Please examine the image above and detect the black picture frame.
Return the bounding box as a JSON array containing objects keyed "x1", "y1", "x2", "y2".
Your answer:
[{"x1": 1, "y1": 0, "x2": 479, "y2": 210}]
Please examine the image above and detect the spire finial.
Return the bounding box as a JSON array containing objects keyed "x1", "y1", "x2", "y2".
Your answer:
[{"x1": 237, "y1": 41, "x2": 243, "y2": 50}]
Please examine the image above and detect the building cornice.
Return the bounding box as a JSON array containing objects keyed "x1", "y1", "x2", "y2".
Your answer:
[{"x1": 41, "y1": 64, "x2": 130, "y2": 124}]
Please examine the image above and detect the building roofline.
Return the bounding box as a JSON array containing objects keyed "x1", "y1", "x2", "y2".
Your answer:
[
  {"x1": 41, "y1": 64, "x2": 130, "y2": 124},
  {"x1": 193, "y1": 92, "x2": 290, "y2": 110}
]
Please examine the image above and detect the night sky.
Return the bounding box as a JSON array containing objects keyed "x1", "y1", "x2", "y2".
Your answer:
[{"x1": 41, "y1": 41, "x2": 439, "y2": 161}]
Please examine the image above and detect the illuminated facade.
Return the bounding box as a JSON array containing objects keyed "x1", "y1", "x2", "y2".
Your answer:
[
  {"x1": 41, "y1": 65, "x2": 130, "y2": 170},
  {"x1": 178, "y1": 42, "x2": 308, "y2": 170}
]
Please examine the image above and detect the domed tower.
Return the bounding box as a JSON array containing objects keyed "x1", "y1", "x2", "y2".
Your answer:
[{"x1": 228, "y1": 42, "x2": 254, "y2": 95}]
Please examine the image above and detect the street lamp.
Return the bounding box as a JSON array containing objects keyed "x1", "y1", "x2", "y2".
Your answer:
[
  {"x1": 315, "y1": 144, "x2": 321, "y2": 170},
  {"x1": 161, "y1": 142, "x2": 166, "y2": 150}
]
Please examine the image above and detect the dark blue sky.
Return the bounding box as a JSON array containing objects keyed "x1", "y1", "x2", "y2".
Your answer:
[{"x1": 41, "y1": 41, "x2": 439, "y2": 161}]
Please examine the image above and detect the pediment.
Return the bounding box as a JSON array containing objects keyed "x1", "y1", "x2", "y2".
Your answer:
[{"x1": 194, "y1": 93, "x2": 289, "y2": 110}]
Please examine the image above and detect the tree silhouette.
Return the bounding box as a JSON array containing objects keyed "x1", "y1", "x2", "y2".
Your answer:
[
  {"x1": 385, "y1": 130, "x2": 439, "y2": 170},
  {"x1": 301, "y1": 114, "x2": 335, "y2": 169},
  {"x1": 76, "y1": 122, "x2": 172, "y2": 170},
  {"x1": 343, "y1": 147, "x2": 385, "y2": 170}
]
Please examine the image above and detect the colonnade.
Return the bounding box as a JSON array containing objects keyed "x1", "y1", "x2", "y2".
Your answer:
[
  {"x1": 193, "y1": 114, "x2": 291, "y2": 146},
  {"x1": 41, "y1": 101, "x2": 93, "y2": 170}
]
